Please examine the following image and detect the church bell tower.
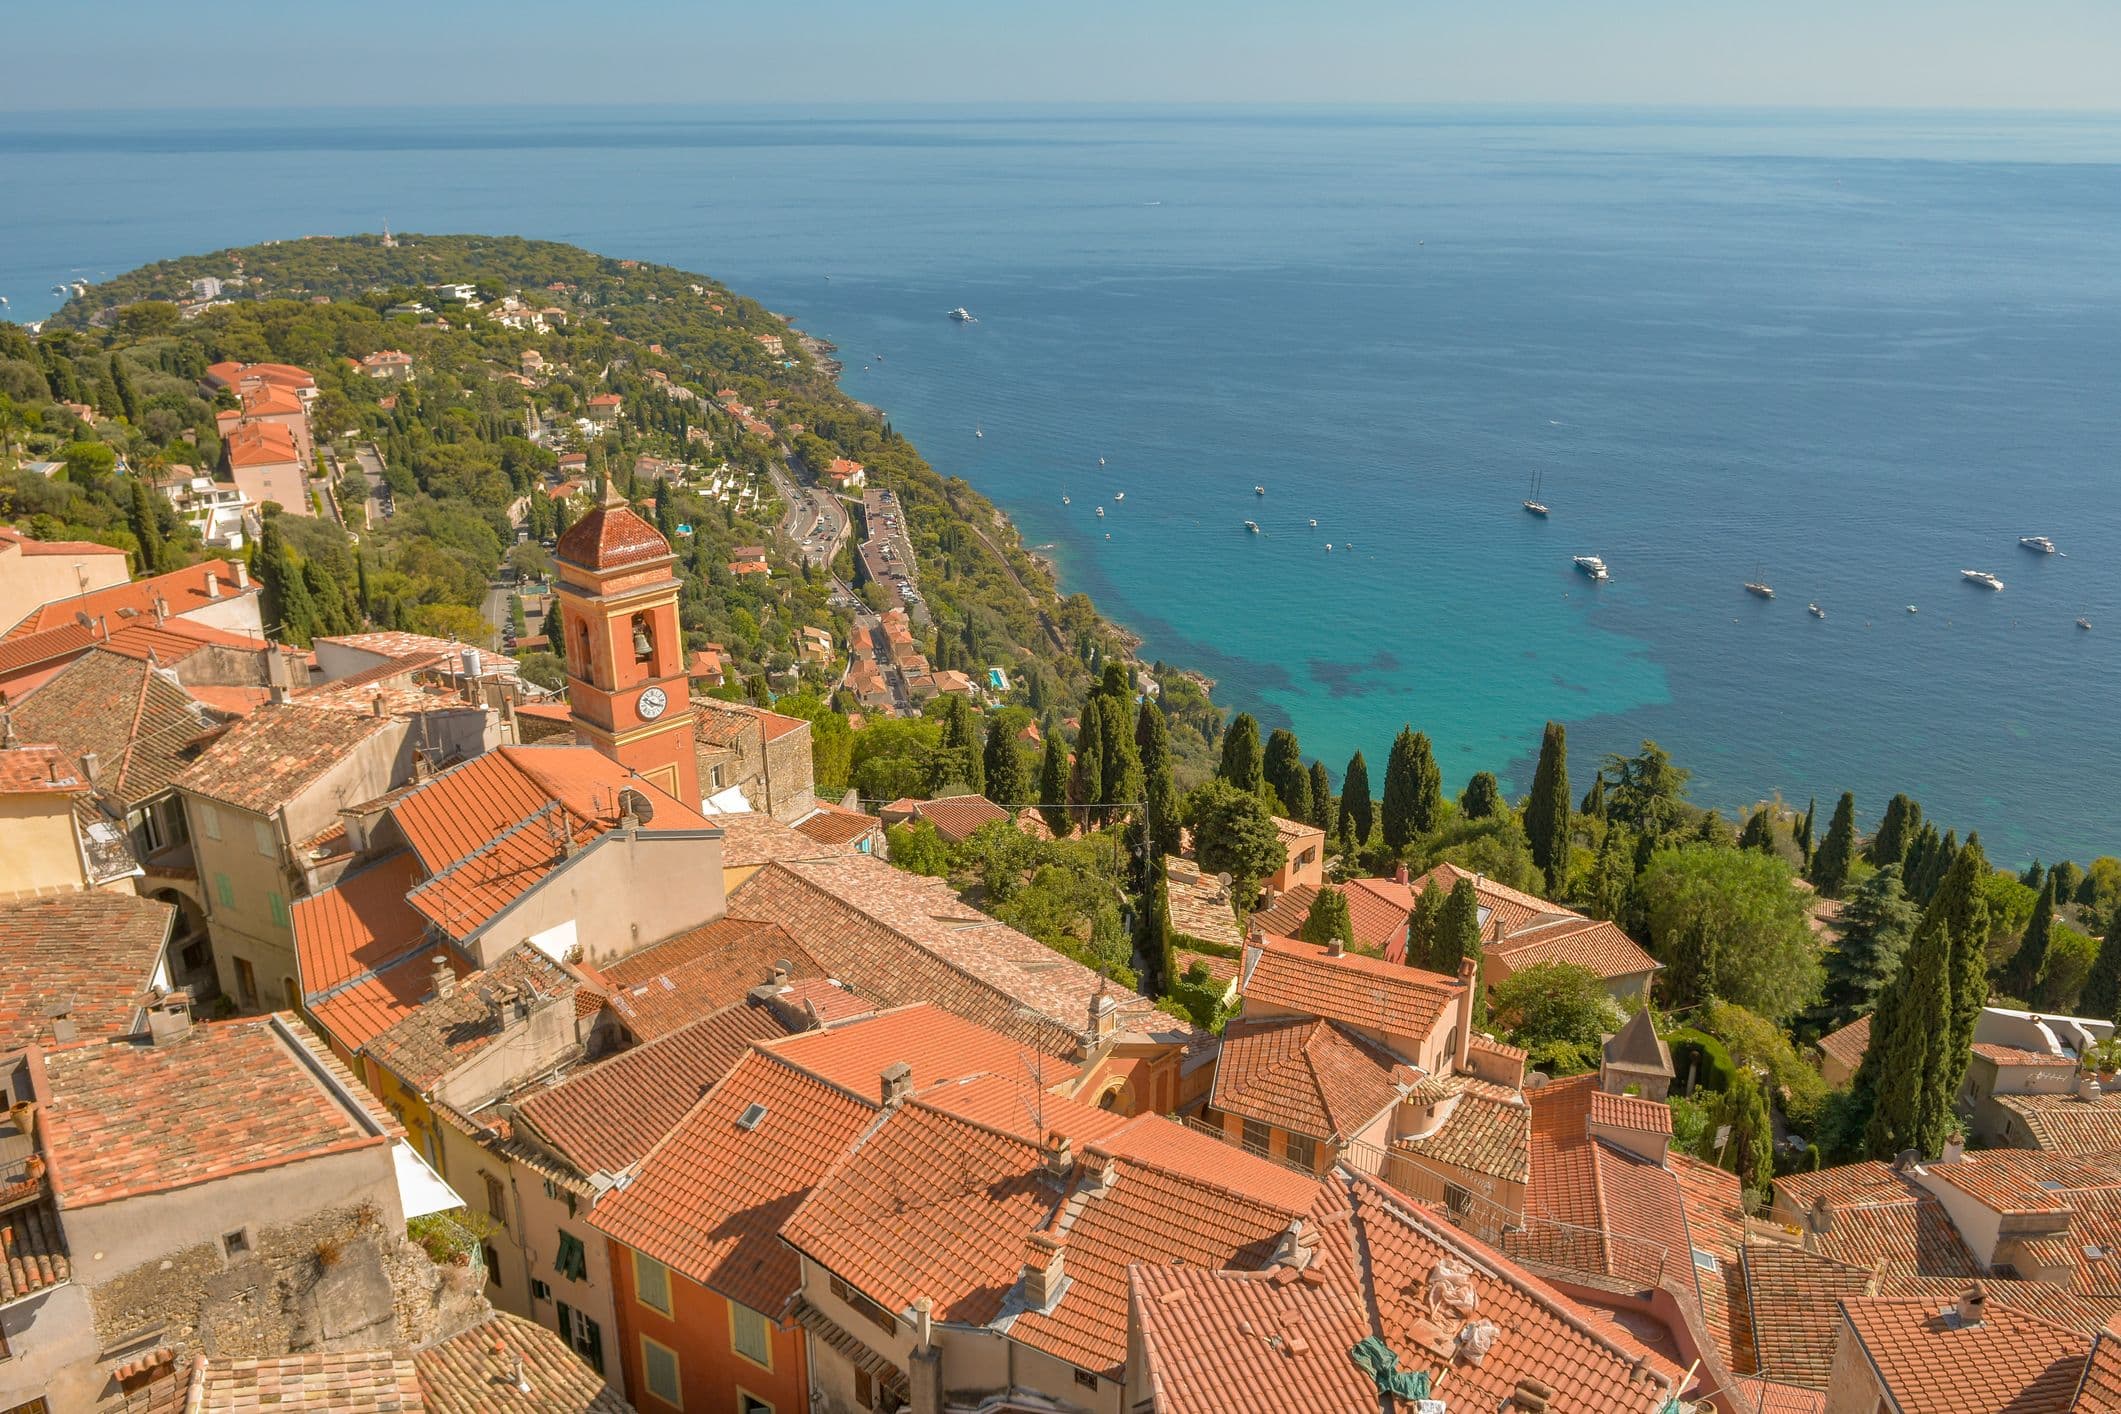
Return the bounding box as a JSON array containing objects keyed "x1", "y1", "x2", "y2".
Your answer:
[{"x1": 551, "y1": 481, "x2": 699, "y2": 806}]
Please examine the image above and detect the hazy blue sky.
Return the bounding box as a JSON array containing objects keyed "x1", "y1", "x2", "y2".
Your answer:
[{"x1": 8, "y1": 0, "x2": 2120, "y2": 110}]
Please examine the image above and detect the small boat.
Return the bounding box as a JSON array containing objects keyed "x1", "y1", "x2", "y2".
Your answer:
[
  {"x1": 1308, "y1": 518, "x2": 1318, "y2": 528},
  {"x1": 2020, "y1": 536, "x2": 2057, "y2": 554},
  {"x1": 1524, "y1": 472, "x2": 1549, "y2": 517},
  {"x1": 1114, "y1": 492, "x2": 1124, "y2": 502},
  {"x1": 1062, "y1": 495, "x2": 1071, "y2": 505},
  {"x1": 947, "y1": 307, "x2": 976, "y2": 323},
  {"x1": 1573, "y1": 555, "x2": 1609, "y2": 581},
  {"x1": 2079, "y1": 618, "x2": 2093, "y2": 631},
  {"x1": 1962, "y1": 569, "x2": 2005, "y2": 591},
  {"x1": 1095, "y1": 506, "x2": 1105, "y2": 518},
  {"x1": 1745, "y1": 582, "x2": 1775, "y2": 600},
  {"x1": 1907, "y1": 605, "x2": 1919, "y2": 614},
  {"x1": 1244, "y1": 520, "x2": 1260, "y2": 534},
  {"x1": 1324, "y1": 544, "x2": 1333, "y2": 553},
  {"x1": 1254, "y1": 485, "x2": 1266, "y2": 496},
  {"x1": 1104, "y1": 533, "x2": 1111, "y2": 540},
  {"x1": 1808, "y1": 603, "x2": 1826, "y2": 619},
  {"x1": 1098, "y1": 456, "x2": 1106, "y2": 467},
  {"x1": 974, "y1": 427, "x2": 983, "y2": 439}
]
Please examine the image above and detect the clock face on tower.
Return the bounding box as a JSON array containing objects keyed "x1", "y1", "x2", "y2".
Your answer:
[{"x1": 636, "y1": 686, "x2": 669, "y2": 721}]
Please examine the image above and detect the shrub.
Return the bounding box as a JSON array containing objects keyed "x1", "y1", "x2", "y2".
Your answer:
[{"x1": 1665, "y1": 1028, "x2": 1736, "y2": 1095}]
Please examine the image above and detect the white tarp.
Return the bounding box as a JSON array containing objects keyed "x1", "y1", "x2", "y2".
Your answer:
[
  {"x1": 393, "y1": 1140, "x2": 464, "y2": 1219},
  {"x1": 700, "y1": 784, "x2": 753, "y2": 816},
  {"x1": 525, "y1": 918, "x2": 579, "y2": 964}
]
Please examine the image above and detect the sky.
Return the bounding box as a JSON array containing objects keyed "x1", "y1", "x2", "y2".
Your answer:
[{"x1": 7, "y1": 1, "x2": 2121, "y2": 111}]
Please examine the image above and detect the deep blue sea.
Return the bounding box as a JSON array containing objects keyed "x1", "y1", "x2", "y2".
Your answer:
[{"x1": 3, "y1": 105, "x2": 2116, "y2": 863}]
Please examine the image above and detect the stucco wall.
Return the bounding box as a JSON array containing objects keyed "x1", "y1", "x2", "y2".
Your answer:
[
  {"x1": 0, "y1": 1282, "x2": 101, "y2": 1414},
  {"x1": 0, "y1": 548, "x2": 128, "y2": 636},
  {"x1": 0, "y1": 793, "x2": 88, "y2": 899},
  {"x1": 466, "y1": 830, "x2": 725, "y2": 970}
]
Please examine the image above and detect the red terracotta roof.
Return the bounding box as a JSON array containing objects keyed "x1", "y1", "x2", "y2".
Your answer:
[
  {"x1": 596, "y1": 916, "x2": 819, "y2": 1040},
  {"x1": 1253, "y1": 880, "x2": 1410, "y2": 954},
  {"x1": 553, "y1": 491, "x2": 671, "y2": 573},
  {"x1": 175, "y1": 702, "x2": 398, "y2": 814},
  {"x1": 4, "y1": 559, "x2": 252, "y2": 641},
  {"x1": 0, "y1": 742, "x2": 86, "y2": 794},
  {"x1": 1591, "y1": 1087, "x2": 1675, "y2": 1136},
  {"x1": 1490, "y1": 915, "x2": 1660, "y2": 981},
  {"x1": 515, "y1": 1001, "x2": 791, "y2": 1176},
  {"x1": 1840, "y1": 1293, "x2": 2092, "y2": 1414},
  {"x1": 291, "y1": 851, "x2": 467, "y2": 1053},
  {"x1": 913, "y1": 793, "x2": 1010, "y2": 843},
  {"x1": 8, "y1": 649, "x2": 222, "y2": 802},
  {"x1": 760, "y1": 1003, "x2": 1076, "y2": 1096},
  {"x1": 414, "y1": 1309, "x2": 630, "y2": 1413},
  {"x1": 1394, "y1": 1072, "x2": 1532, "y2": 1184},
  {"x1": 224, "y1": 419, "x2": 302, "y2": 468},
  {"x1": 39, "y1": 1013, "x2": 392, "y2": 1208},
  {"x1": 187, "y1": 1350, "x2": 422, "y2": 1412},
  {"x1": 0, "y1": 1202, "x2": 70, "y2": 1303},
  {"x1": 793, "y1": 802, "x2": 880, "y2": 848},
  {"x1": 1240, "y1": 931, "x2": 1460, "y2": 1038},
  {"x1": 1816, "y1": 1013, "x2": 1873, "y2": 1073},
  {"x1": 0, "y1": 525, "x2": 126, "y2": 559},
  {"x1": 1998, "y1": 1094, "x2": 2121, "y2": 1155},
  {"x1": 0, "y1": 892, "x2": 172, "y2": 1052},
  {"x1": 1210, "y1": 1013, "x2": 1401, "y2": 1143}
]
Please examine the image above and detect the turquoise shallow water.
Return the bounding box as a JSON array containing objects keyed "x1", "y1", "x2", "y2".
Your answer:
[{"x1": 2, "y1": 105, "x2": 2116, "y2": 862}]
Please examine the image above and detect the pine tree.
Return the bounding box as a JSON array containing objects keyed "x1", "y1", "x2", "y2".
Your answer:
[
  {"x1": 1579, "y1": 773, "x2": 1606, "y2": 820},
  {"x1": 1811, "y1": 792, "x2": 1858, "y2": 898},
  {"x1": 126, "y1": 478, "x2": 164, "y2": 575},
  {"x1": 1263, "y1": 729, "x2": 1308, "y2": 821},
  {"x1": 1459, "y1": 772, "x2": 1502, "y2": 820},
  {"x1": 2004, "y1": 875, "x2": 2058, "y2": 1001},
  {"x1": 1583, "y1": 824, "x2": 1634, "y2": 923},
  {"x1": 1337, "y1": 751, "x2": 1373, "y2": 848},
  {"x1": 1136, "y1": 697, "x2": 1181, "y2": 863},
  {"x1": 1812, "y1": 865, "x2": 1918, "y2": 1030},
  {"x1": 1381, "y1": 727, "x2": 1441, "y2": 852},
  {"x1": 2081, "y1": 913, "x2": 2121, "y2": 1022},
  {"x1": 1299, "y1": 886, "x2": 1356, "y2": 950},
  {"x1": 1525, "y1": 721, "x2": 1571, "y2": 891},
  {"x1": 1072, "y1": 703, "x2": 1105, "y2": 825},
  {"x1": 1695, "y1": 810, "x2": 1731, "y2": 847},
  {"x1": 1219, "y1": 713, "x2": 1264, "y2": 794},
  {"x1": 1406, "y1": 887, "x2": 1447, "y2": 971},
  {"x1": 1307, "y1": 761, "x2": 1333, "y2": 831},
  {"x1": 1037, "y1": 735, "x2": 1071, "y2": 838},
  {"x1": 983, "y1": 716, "x2": 1029, "y2": 808},
  {"x1": 1868, "y1": 794, "x2": 1921, "y2": 870},
  {"x1": 1738, "y1": 807, "x2": 1776, "y2": 853}
]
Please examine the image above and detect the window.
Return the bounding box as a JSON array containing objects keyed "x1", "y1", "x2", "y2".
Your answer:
[
  {"x1": 1240, "y1": 1118, "x2": 1271, "y2": 1156},
  {"x1": 215, "y1": 873, "x2": 236, "y2": 909},
  {"x1": 484, "y1": 1245, "x2": 502, "y2": 1285},
  {"x1": 1284, "y1": 1133, "x2": 1318, "y2": 1171},
  {"x1": 196, "y1": 803, "x2": 221, "y2": 840},
  {"x1": 268, "y1": 892, "x2": 289, "y2": 928},
  {"x1": 729, "y1": 1301, "x2": 772, "y2": 1370},
  {"x1": 233, "y1": 957, "x2": 257, "y2": 1008},
  {"x1": 640, "y1": 1337, "x2": 681, "y2": 1407},
  {"x1": 737, "y1": 1395, "x2": 771, "y2": 1414},
  {"x1": 253, "y1": 819, "x2": 277, "y2": 858},
  {"x1": 555, "y1": 1229, "x2": 588, "y2": 1282},
  {"x1": 558, "y1": 1303, "x2": 604, "y2": 1375},
  {"x1": 828, "y1": 1274, "x2": 897, "y2": 1336},
  {"x1": 1444, "y1": 1183, "x2": 1475, "y2": 1218},
  {"x1": 282, "y1": 977, "x2": 298, "y2": 1009},
  {"x1": 1074, "y1": 1368, "x2": 1099, "y2": 1390},
  {"x1": 483, "y1": 1173, "x2": 509, "y2": 1230},
  {"x1": 532, "y1": 1278, "x2": 551, "y2": 1302},
  {"x1": 222, "y1": 1229, "x2": 250, "y2": 1258},
  {"x1": 854, "y1": 1370, "x2": 875, "y2": 1410},
  {"x1": 634, "y1": 1253, "x2": 673, "y2": 1316}
]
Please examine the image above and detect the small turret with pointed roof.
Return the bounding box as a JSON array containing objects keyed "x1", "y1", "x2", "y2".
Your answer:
[{"x1": 1599, "y1": 1006, "x2": 1674, "y2": 1100}]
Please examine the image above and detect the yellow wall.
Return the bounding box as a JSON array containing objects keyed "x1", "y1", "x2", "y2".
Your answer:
[
  {"x1": 365, "y1": 1057, "x2": 447, "y2": 1175},
  {"x1": 0, "y1": 794, "x2": 88, "y2": 900}
]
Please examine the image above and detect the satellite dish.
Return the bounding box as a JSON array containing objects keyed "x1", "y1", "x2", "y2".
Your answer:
[
  {"x1": 618, "y1": 787, "x2": 655, "y2": 824},
  {"x1": 1215, "y1": 872, "x2": 1233, "y2": 889}
]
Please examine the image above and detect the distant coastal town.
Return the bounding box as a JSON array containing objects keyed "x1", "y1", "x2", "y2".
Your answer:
[{"x1": 0, "y1": 233, "x2": 2114, "y2": 1414}]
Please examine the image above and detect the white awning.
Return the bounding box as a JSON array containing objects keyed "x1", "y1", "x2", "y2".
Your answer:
[
  {"x1": 700, "y1": 784, "x2": 753, "y2": 816},
  {"x1": 393, "y1": 1140, "x2": 464, "y2": 1220}
]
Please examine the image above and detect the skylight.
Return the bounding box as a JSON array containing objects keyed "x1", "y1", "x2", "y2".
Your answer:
[
  {"x1": 736, "y1": 1103, "x2": 767, "y2": 1131},
  {"x1": 1692, "y1": 1249, "x2": 1720, "y2": 1273}
]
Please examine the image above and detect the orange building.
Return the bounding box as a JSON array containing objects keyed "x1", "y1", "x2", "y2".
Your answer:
[{"x1": 553, "y1": 483, "x2": 700, "y2": 806}]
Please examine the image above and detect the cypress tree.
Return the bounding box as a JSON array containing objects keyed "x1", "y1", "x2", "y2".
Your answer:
[
  {"x1": 1868, "y1": 794, "x2": 1921, "y2": 870},
  {"x1": 1938, "y1": 838, "x2": 1995, "y2": 1120},
  {"x1": 2021, "y1": 860, "x2": 2047, "y2": 893},
  {"x1": 2051, "y1": 861, "x2": 2084, "y2": 909},
  {"x1": 1037, "y1": 735, "x2": 1071, "y2": 837},
  {"x1": 1307, "y1": 761, "x2": 1334, "y2": 831},
  {"x1": 1584, "y1": 824, "x2": 1633, "y2": 924},
  {"x1": 108, "y1": 352, "x2": 138, "y2": 422},
  {"x1": 1263, "y1": 729, "x2": 1308, "y2": 821},
  {"x1": 1695, "y1": 810, "x2": 1731, "y2": 847},
  {"x1": 983, "y1": 716, "x2": 1029, "y2": 808},
  {"x1": 1219, "y1": 713, "x2": 1264, "y2": 795},
  {"x1": 256, "y1": 517, "x2": 317, "y2": 646},
  {"x1": 1337, "y1": 751, "x2": 1373, "y2": 847},
  {"x1": 1863, "y1": 895, "x2": 1955, "y2": 1159},
  {"x1": 1579, "y1": 773, "x2": 1606, "y2": 820},
  {"x1": 1095, "y1": 695, "x2": 1141, "y2": 828},
  {"x1": 1299, "y1": 886, "x2": 1356, "y2": 950},
  {"x1": 1072, "y1": 702, "x2": 1104, "y2": 824},
  {"x1": 1796, "y1": 797, "x2": 1817, "y2": 866},
  {"x1": 1434, "y1": 877, "x2": 1483, "y2": 975},
  {"x1": 1916, "y1": 829, "x2": 1957, "y2": 905},
  {"x1": 1459, "y1": 772, "x2": 1503, "y2": 821},
  {"x1": 1525, "y1": 721, "x2": 1571, "y2": 891},
  {"x1": 1738, "y1": 807, "x2": 1776, "y2": 853},
  {"x1": 1811, "y1": 792, "x2": 1858, "y2": 898},
  {"x1": 1406, "y1": 887, "x2": 1447, "y2": 972},
  {"x1": 1411, "y1": 732, "x2": 1443, "y2": 837},
  {"x1": 2081, "y1": 912, "x2": 2121, "y2": 1023},
  {"x1": 1726, "y1": 1070, "x2": 1774, "y2": 1193},
  {"x1": 2004, "y1": 874, "x2": 2058, "y2": 1001},
  {"x1": 1134, "y1": 853, "x2": 1177, "y2": 997},
  {"x1": 1381, "y1": 727, "x2": 1441, "y2": 852},
  {"x1": 1902, "y1": 823, "x2": 1939, "y2": 903},
  {"x1": 1136, "y1": 697, "x2": 1181, "y2": 862},
  {"x1": 126, "y1": 477, "x2": 164, "y2": 575},
  {"x1": 355, "y1": 549, "x2": 372, "y2": 622},
  {"x1": 1099, "y1": 661, "x2": 1131, "y2": 701}
]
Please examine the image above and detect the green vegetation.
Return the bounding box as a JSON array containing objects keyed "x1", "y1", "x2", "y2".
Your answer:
[
  {"x1": 1523, "y1": 721, "x2": 1570, "y2": 891},
  {"x1": 1298, "y1": 886, "x2": 1355, "y2": 949},
  {"x1": 1485, "y1": 961, "x2": 1614, "y2": 1076}
]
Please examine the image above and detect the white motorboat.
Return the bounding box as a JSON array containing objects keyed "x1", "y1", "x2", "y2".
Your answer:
[
  {"x1": 1961, "y1": 569, "x2": 2005, "y2": 591},
  {"x1": 1574, "y1": 555, "x2": 1609, "y2": 581},
  {"x1": 2020, "y1": 536, "x2": 2057, "y2": 554},
  {"x1": 947, "y1": 307, "x2": 976, "y2": 322}
]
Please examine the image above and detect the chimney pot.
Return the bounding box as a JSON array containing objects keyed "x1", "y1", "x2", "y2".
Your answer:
[
  {"x1": 1324, "y1": 935, "x2": 1344, "y2": 957},
  {"x1": 1395, "y1": 861, "x2": 1409, "y2": 885},
  {"x1": 1043, "y1": 1133, "x2": 1076, "y2": 1179},
  {"x1": 431, "y1": 956, "x2": 455, "y2": 1001},
  {"x1": 234, "y1": 561, "x2": 250, "y2": 590},
  {"x1": 145, "y1": 992, "x2": 193, "y2": 1046},
  {"x1": 80, "y1": 751, "x2": 101, "y2": 785},
  {"x1": 880, "y1": 1061, "x2": 912, "y2": 1108},
  {"x1": 1956, "y1": 1283, "x2": 1988, "y2": 1327},
  {"x1": 205, "y1": 571, "x2": 220, "y2": 599}
]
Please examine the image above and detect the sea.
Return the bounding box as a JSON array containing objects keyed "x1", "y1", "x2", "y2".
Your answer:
[{"x1": 2, "y1": 105, "x2": 2116, "y2": 864}]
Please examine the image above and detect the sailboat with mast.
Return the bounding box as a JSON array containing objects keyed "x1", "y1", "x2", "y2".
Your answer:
[{"x1": 1523, "y1": 473, "x2": 1549, "y2": 517}]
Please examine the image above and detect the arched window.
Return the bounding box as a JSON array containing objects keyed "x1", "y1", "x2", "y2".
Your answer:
[{"x1": 573, "y1": 617, "x2": 592, "y2": 676}]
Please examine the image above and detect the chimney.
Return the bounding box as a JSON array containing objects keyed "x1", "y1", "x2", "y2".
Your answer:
[
  {"x1": 912, "y1": 1295, "x2": 934, "y2": 1351},
  {"x1": 1272, "y1": 1217, "x2": 1322, "y2": 1270},
  {"x1": 79, "y1": 751, "x2": 101, "y2": 786},
  {"x1": 880, "y1": 1061, "x2": 912, "y2": 1109},
  {"x1": 151, "y1": 590, "x2": 168, "y2": 625},
  {"x1": 1021, "y1": 1232, "x2": 1065, "y2": 1309},
  {"x1": 431, "y1": 956, "x2": 456, "y2": 1001},
  {"x1": 1043, "y1": 1133, "x2": 1076, "y2": 1180},
  {"x1": 371, "y1": 690, "x2": 387, "y2": 719},
  {"x1": 233, "y1": 560, "x2": 250, "y2": 590},
  {"x1": 1394, "y1": 861, "x2": 1409, "y2": 885},
  {"x1": 205, "y1": 571, "x2": 220, "y2": 599},
  {"x1": 1942, "y1": 1132, "x2": 1967, "y2": 1164},
  {"x1": 145, "y1": 991, "x2": 193, "y2": 1047},
  {"x1": 1807, "y1": 1194, "x2": 1834, "y2": 1236},
  {"x1": 46, "y1": 998, "x2": 77, "y2": 1045},
  {"x1": 1324, "y1": 935, "x2": 1344, "y2": 958},
  {"x1": 1955, "y1": 1283, "x2": 1988, "y2": 1328},
  {"x1": 2078, "y1": 1071, "x2": 2102, "y2": 1103}
]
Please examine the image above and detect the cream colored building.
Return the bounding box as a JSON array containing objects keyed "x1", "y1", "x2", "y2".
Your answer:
[{"x1": 0, "y1": 526, "x2": 128, "y2": 636}]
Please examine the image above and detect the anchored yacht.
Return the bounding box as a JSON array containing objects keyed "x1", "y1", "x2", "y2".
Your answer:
[
  {"x1": 1745, "y1": 582, "x2": 1775, "y2": 600},
  {"x1": 1962, "y1": 569, "x2": 2005, "y2": 591},
  {"x1": 1573, "y1": 555, "x2": 1609, "y2": 581},
  {"x1": 2020, "y1": 536, "x2": 2057, "y2": 554},
  {"x1": 947, "y1": 307, "x2": 976, "y2": 322}
]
